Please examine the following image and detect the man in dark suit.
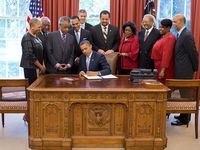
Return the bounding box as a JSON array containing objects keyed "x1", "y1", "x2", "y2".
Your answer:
[
  {"x1": 90, "y1": 10, "x2": 121, "y2": 55},
  {"x1": 78, "y1": 9, "x2": 93, "y2": 31},
  {"x1": 68, "y1": 16, "x2": 92, "y2": 73},
  {"x1": 138, "y1": 14, "x2": 160, "y2": 69},
  {"x1": 46, "y1": 16, "x2": 75, "y2": 74},
  {"x1": 37, "y1": 16, "x2": 51, "y2": 67},
  {"x1": 79, "y1": 40, "x2": 111, "y2": 76},
  {"x1": 171, "y1": 14, "x2": 198, "y2": 126}
]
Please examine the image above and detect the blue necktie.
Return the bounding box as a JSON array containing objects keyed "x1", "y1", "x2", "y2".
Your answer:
[{"x1": 76, "y1": 32, "x2": 80, "y2": 43}]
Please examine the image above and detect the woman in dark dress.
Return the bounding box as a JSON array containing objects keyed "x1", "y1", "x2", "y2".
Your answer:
[{"x1": 20, "y1": 18, "x2": 46, "y2": 84}]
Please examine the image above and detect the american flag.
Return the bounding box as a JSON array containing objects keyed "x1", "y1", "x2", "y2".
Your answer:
[
  {"x1": 144, "y1": 0, "x2": 156, "y2": 18},
  {"x1": 26, "y1": 0, "x2": 44, "y2": 31}
]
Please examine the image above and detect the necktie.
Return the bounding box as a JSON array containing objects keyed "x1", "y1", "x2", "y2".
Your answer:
[
  {"x1": 86, "y1": 57, "x2": 90, "y2": 71},
  {"x1": 144, "y1": 30, "x2": 149, "y2": 41},
  {"x1": 75, "y1": 32, "x2": 80, "y2": 43},
  {"x1": 43, "y1": 32, "x2": 47, "y2": 38},
  {"x1": 62, "y1": 33, "x2": 66, "y2": 41},
  {"x1": 103, "y1": 26, "x2": 107, "y2": 40},
  {"x1": 177, "y1": 33, "x2": 179, "y2": 39}
]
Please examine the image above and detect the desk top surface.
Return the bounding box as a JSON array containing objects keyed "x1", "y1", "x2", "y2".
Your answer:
[{"x1": 28, "y1": 74, "x2": 168, "y2": 92}]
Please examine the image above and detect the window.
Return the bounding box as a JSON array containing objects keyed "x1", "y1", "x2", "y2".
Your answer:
[
  {"x1": 79, "y1": 0, "x2": 110, "y2": 26},
  {"x1": 157, "y1": 0, "x2": 191, "y2": 33},
  {"x1": 0, "y1": 0, "x2": 30, "y2": 78}
]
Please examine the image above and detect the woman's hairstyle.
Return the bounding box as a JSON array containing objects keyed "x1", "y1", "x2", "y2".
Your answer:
[
  {"x1": 161, "y1": 19, "x2": 172, "y2": 28},
  {"x1": 29, "y1": 18, "x2": 40, "y2": 28},
  {"x1": 122, "y1": 21, "x2": 137, "y2": 35}
]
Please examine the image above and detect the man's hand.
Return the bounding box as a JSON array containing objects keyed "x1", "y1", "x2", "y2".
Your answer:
[
  {"x1": 58, "y1": 64, "x2": 68, "y2": 70},
  {"x1": 79, "y1": 71, "x2": 86, "y2": 77},
  {"x1": 105, "y1": 49, "x2": 114, "y2": 55},
  {"x1": 98, "y1": 49, "x2": 105, "y2": 55},
  {"x1": 40, "y1": 66, "x2": 46, "y2": 74},
  {"x1": 86, "y1": 71, "x2": 98, "y2": 76}
]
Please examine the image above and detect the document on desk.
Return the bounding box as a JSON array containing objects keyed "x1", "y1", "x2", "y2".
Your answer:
[{"x1": 83, "y1": 74, "x2": 118, "y2": 80}]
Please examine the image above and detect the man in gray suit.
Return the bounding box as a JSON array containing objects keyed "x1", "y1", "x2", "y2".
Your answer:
[
  {"x1": 171, "y1": 14, "x2": 198, "y2": 126},
  {"x1": 46, "y1": 16, "x2": 75, "y2": 74}
]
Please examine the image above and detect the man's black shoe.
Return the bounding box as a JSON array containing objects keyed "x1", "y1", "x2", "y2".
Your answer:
[
  {"x1": 174, "y1": 115, "x2": 180, "y2": 119},
  {"x1": 171, "y1": 120, "x2": 187, "y2": 126}
]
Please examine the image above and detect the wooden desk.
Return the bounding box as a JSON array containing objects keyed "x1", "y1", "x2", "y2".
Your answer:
[{"x1": 28, "y1": 74, "x2": 168, "y2": 150}]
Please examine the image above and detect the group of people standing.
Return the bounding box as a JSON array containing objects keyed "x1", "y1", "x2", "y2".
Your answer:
[{"x1": 20, "y1": 10, "x2": 198, "y2": 126}]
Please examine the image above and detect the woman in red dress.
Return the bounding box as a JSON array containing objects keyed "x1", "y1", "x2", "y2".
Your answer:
[
  {"x1": 119, "y1": 22, "x2": 139, "y2": 75},
  {"x1": 151, "y1": 19, "x2": 176, "y2": 84}
]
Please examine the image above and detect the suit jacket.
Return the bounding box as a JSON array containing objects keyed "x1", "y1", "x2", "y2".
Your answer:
[
  {"x1": 174, "y1": 28, "x2": 198, "y2": 79},
  {"x1": 46, "y1": 31, "x2": 75, "y2": 74},
  {"x1": 79, "y1": 51, "x2": 111, "y2": 75},
  {"x1": 91, "y1": 24, "x2": 121, "y2": 52},
  {"x1": 85, "y1": 22, "x2": 93, "y2": 31},
  {"x1": 68, "y1": 28, "x2": 92, "y2": 58},
  {"x1": 138, "y1": 28, "x2": 160, "y2": 69},
  {"x1": 37, "y1": 31, "x2": 48, "y2": 66},
  {"x1": 20, "y1": 32, "x2": 43, "y2": 69}
]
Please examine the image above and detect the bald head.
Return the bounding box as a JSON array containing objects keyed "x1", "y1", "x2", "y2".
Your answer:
[{"x1": 173, "y1": 14, "x2": 186, "y2": 31}]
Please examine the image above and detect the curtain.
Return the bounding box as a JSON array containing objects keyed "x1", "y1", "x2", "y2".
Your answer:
[
  {"x1": 191, "y1": 0, "x2": 200, "y2": 78},
  {"x1": 110, "y1": 0, "x2": 157, "y2": 33},
  {"x1": 41, "y1": 0, "x2": 79, "y2": 31}
]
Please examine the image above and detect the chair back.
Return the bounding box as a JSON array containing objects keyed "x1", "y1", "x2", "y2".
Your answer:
[
  {"x1": 165, "y1": 79, "x2": 200, "y2": 139},
  {"x1": 0, "y1": 79, "x2": 29, "y2": 101},
  {"x1": 105, "y1": 52, "x2": 119, "y2": 75},
  {"x1": 166, "y1": 79, "x2": 200, "y2": 104}
]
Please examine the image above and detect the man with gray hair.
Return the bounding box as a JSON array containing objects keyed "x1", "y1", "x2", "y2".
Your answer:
[
  {"x1": 78, "y1": 9, "x2": 93, "y2": 31},
  {"x1": 37, "y1": 16, "x2": 51, "y2": 67},
  {"x1": 138, "y1": 14, "x2": 160, "y2": 69},
  {"x1": 46, "y1": 16, "x2": 75, "y2": 74}
]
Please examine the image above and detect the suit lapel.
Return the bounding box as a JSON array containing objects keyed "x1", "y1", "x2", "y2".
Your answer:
[
  {"x1": 82, "y1": 55, "x2": 87, "y2": 71},
  {"x1": 106, "y1": 25, "x2": 112, "y2": 39},
  {"x1": 56, "y1": 31, "x2": 64, "y2": 50},
  {"x1": 144, "y1": 28, "x2": 154, "y2": 43},
  {"x1": 80, "y1": 29, "x2": 85, "y2": 43},
  {"x1": 89, "y1": 52, "x2": 95, "y2": 70},
  {"x1": 97, "y1": 24, "x2": 106, "y2": 42}
]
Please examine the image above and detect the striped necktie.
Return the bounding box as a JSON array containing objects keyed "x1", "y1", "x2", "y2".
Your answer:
[
  {"x1": 62, "y1": 33, "x2": 66, "y2": 41},
  {"x1": 103, "y1": 26, "x2": 107, "y2": 40}
]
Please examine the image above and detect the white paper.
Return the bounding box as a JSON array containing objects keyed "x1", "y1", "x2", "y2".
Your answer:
[
  {"x1": 101, "y1": 74, "x2": 118, "y2": 79},
  {"x1": 83, "y1": 75, "x2": 102, "y2": 80},
  {"x1": 83, "y1": 74, "x2": 118, "y2": 80}
]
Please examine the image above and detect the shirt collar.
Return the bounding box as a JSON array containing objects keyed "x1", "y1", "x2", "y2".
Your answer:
[
  {"x1": 178, "y1": 26, "x2": 186, "y2": 36},
  {"x1": 146, "y1": 26, "x2": 153, "y2": 34},
  {"x1": 74, "y1": 28, "x2": 81, "y2": 34},
  {"x1": 87, "y1": 51, "x2": 93, "y2": 59},
  {"x1": 80, "y1": 23, "x2": 85, "y2": 29},
  {"x1": 101, "y1": 24, "x2": 109, "y2": 30},
  {"x1": 59, "y1": 30, "x2": 65, "y2": 36}
]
